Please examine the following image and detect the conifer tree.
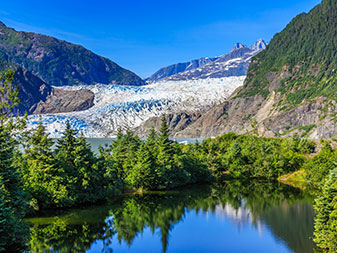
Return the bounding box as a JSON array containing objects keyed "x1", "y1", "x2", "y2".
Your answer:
[
  {"x1": 314, "y1": 168, "x2": 337, "y2": 252},
  {"x1": 73, "y1": 134, "x2": 105, "y2": 202},
  {"x1": 21, "y1": 120, "x2": 68, "y2": 208},
  {"x1": 110, "y1": 128, "x2": 128, "y2": 180},
  {"x1": 145, "y1": 127, "x2": 161, "y2": 186},
  {"x1": 0, "y1": 126, "x2": 28, "y2": 251},
  {"x1": 146, "y1": 127, "x2": 158, "y2": 153},
  {"x1": 97, "y1": 144, "x2": 122, "y2": 195},
  {"x1": 126, "y1": 142, "x2": 156, "y2": 190},
  {"x1": 55, "y1": 123, "x2": 106, "y2": 205},
  {"x1": 122, "y1": 130, "x2": 141, "y2": 177},
  {"x1": 158, "y1": 115, "x2": 172, "y2": 153},
  {"x1": 0, "y1": 70, "x2": 28, "y2": 250},
  {"x1": 111, "y1": 129, "x2": 140, "y2": 183},
  {"x1": 157, "y1": 115, "x2": 175, "y2": 187}
]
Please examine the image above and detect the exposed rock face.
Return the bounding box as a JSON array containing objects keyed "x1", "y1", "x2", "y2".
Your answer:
[
  {"x1": 135, "y1": 112, "x2": 202, "y2": 137},
  {"x1": 12, "y1": 67, "x2": 52, "y2": 114},
  {"x1": 2, "y1": 66, "x2": 94, "y2": 115},
  {"x1": 174, "y1": 93, "x2": 337, "y2": 140},
  {"x1": 32, "y1": 88, "x2": 94, "y2": 114},
  {"x1": 168, "y1": 0, "x2": 337, "y2": 140},
  {"x1": 0, "y1": 21, "x2": 145, "y2": 86}
]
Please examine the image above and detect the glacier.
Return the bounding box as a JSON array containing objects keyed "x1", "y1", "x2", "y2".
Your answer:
[{"x1": 26, "y1": 76, "x2": 245, "y2": 137}]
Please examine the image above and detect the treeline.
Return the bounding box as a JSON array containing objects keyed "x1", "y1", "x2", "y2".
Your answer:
[
  {"x1": 20, "y1": 116, "x2": 213, "y2": 211},
  {"x1": 0, "y1": 69, "x2": 336, "y2": 251},
  {"x1": 184, "y1": 133, "x2": 314, "y2": 179},
  {"x1": 301, "y1": 141, "x2": 337, "y2": 252},
  {"x1": 2, "y1": 120, "x2": 318, "y2": 251}
]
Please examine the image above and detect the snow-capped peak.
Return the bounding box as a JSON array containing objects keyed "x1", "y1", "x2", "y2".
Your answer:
[
  {"x1": 230, "y1": 42, "x2": 248, "y2": 52},
  {"x1": 250, "y1": 39, "x2": 268, "y2": 51}
]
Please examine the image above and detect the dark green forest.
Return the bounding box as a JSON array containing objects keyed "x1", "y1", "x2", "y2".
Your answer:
[
  {"x1": 0, "y1": 70, "x2": 336, "y2": 252},
  {"x1": 242, "y1": 0, "x2": 337, "y2": 107}
]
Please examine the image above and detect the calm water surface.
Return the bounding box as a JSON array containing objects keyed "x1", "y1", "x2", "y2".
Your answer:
[
  {"x1": 26, "y1": 181, "x2": 315, "y2": 253},
  {"x1": 86, "y1": 138, "x2": 203, "y2": 154}
]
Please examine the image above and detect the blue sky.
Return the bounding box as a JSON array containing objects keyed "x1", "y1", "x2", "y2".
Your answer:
[{"x1": 0, "y1": 0, "x2": 321, "y2": 78}]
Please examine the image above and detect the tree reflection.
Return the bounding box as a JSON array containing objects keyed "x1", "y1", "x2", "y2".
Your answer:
[{"x1": 27, "y1": 181, "x2": 315, "y2": 253}]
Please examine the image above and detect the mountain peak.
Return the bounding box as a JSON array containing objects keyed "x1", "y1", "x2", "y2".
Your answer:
[
  {"x1": 231, "y1": 42, "x2": 247, "y2": 52},
  {"x1": 250, "y1": 39, "x2": 268, "y2": 51}
]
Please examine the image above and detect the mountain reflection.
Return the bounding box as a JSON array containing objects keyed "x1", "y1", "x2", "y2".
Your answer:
[{"x1": 26, "y1": 181, "x2": 315, "y2": 253}]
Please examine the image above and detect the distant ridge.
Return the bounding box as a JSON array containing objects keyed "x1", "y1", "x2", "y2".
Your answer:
[
  {"x1": 146, "y1": 39, "x2": 268, "y2": 82},
  {"x1": 145, "y1": 56, "x2": 218, "y2": 82},
  {"x1": 0, "y1": 22, "x2": 145, "y2": 86}
]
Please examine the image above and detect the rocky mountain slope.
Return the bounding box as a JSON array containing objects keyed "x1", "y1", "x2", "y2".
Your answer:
[
  {"x1": 32, "y1": 88, "x2": 94, "y2": 114},
  {"x1": 146, "y1": 39, "x2": 267, "y2": 82},
  {"x1": 25, "y1": 39, "x2": 267, "y2": 137},
  {"x1": 173, "y1": 0, "x2": 337, "y2": 139},
  {"x1": 0, "y1": 61, "x2": 94, "y2": 115},
  {"x1": 0, "y1": 21, "x2": 144, "y2": 86}
]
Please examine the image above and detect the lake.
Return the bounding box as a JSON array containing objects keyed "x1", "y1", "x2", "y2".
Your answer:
[
  {"x1": 26, "y1": 181, "x2": 315, "y2": 252},
  {"x1": 86, "y1": 138, "x2": 204, "y2": 154}
]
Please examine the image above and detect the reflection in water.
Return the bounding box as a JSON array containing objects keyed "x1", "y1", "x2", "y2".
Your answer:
[{"x1": 26, "y1": 181, "x2": 315, "y2": 253}]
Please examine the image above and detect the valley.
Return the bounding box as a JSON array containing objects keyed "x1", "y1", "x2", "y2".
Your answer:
[
  {"x1": 26, "y1": 76, "x2": 245, "y2": 137},
  {"x1": 23, "y1": 39, "x2": 267, "y2": 137},
  {"x1": 2, "y1": 1, "x2": 337, "y2": 252}
]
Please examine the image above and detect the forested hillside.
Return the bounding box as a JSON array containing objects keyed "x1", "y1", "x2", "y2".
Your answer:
[
  {"x1": 174, "y1": 0, "x2": 337, "y2": 140},
  {"x1": 0, "y1": 22, "x2": 144, "y2": 86}
]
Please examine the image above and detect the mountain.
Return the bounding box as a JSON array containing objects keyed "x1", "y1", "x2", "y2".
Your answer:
[
  {"x1": 0, "y1": 60, "x2": 94, "y2": 115},
  {"x1": 0, "y1": 21, "x2": 145, "y2": 86},
  {"x1": 145, "y1": 57, "x2": 218, "y2": 82},
  {"x1": 24, "y1": 39, "x2": 267, "y2": 137},
  {"x1": 172, "y1": 0, "x2": 337, "y2": 139},
  {"x1": 250, "y1": 39, "x2": 268, "y2": 51},
  {"x1": 146, "y1": 39, "x2": 268, "y2": 82},
  {"x1": 13, "y1": 68, "x2": 94, "y2": 115}
]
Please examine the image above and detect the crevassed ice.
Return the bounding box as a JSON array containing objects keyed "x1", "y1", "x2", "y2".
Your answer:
[{"x1": 26, "y1": 76, "x2": 245, "y2": 137}]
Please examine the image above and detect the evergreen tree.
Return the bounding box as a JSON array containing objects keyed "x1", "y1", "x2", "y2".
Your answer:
[
  {"x1": 125, "y1": 142, "x2": 156, "y2": 191},
  {"x1": 121, "y1": 130, "x2": 141, "y2": 179},
  {"x1": 73, "y1": 135, "x2": 106, "y2": 203},
  {"x1": 110, "y1": 129, "x2": 140, "y2": 184},
  {"x1": 21, "y1": 120, "x2": 68, "y2": 209},
  {"x1": 157, "y1": 115, "x2": 175, "y2": 187},
  {"x1": 55, "y1": 122, "x2": 105, "y2": 206},
  {"x1": 158, "y1": 115, "x2": 172, "y2": 153},
  {"x1": 110, "y1": 128, "x2": 128, "y2": 180},
  {"x1": 0, "y1": 126, "x2": 28, "y2": 251},
  {"x1": 97, "y1": 145, "x2": 122, "y2": 195},
  {"x1": 0, "y1": 70, "x2": 28, "y2": 251},
  {"x1": 304, "y1": 142, "x2": 337, "y2": 187},
  {"x1": 146, "y1": 127, "x2": 158, "y2": 155},
  {"x1": 0, "y1": 70, "x2": 19, "y2": 125},
  {"x1": 314, "y1": 168, "x2": 337, "y2": 252}
]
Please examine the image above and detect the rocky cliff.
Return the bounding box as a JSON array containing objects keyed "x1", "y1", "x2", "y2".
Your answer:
[
  {"x1": 135, "y1": 112, "x2": 202, "y2": 137},
  {"x1": 173, "y1": 0, "x2": 337, "y2": 140},
  {"x1": 31, "y1": 88, "x2": 94, "y2": 114},
  {"x1": 1, "y1": 64, "x2": 94, "y2": 115}
]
